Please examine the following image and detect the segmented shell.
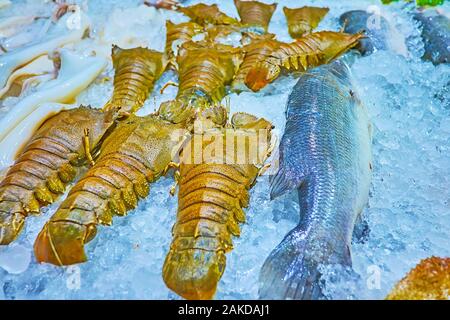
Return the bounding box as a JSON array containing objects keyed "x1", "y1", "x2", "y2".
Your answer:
[
  {"x1": 231, "y1": 33, "x2": 281, "y2": 92},
  {"x1": 163, "y1": 113, "x2": 272, "y2": 300},
  {"x1": 232, "y1": 31, "x2": 363, "y2": 92},
  {"x1": 165, "y1": 21, "x2": 204, "y2": 69},
  {"x1": 34, "y1": 115, "x2": 188, "y2": 265},
  {"x1": 103, "y1": 46, "x2": 166, "y2": 115},
  {"x1": 178, "y1": 3, "x2": 239, "y2": 26},
  {"x1": 274, "y1": 31, "x2": 364, "y2": 70},
  {"x1": 176, "y1": 41, "x2": 243, "y2": 103},
  {"x1": 0, "y1": 107, "x2": 114, "y2": 245},
  {"x1": 283, "y1": 6, "x2": 330, "y2": 39},
  {"x1": 234, "y1": 0, "x2": 277, "y2": 33}
]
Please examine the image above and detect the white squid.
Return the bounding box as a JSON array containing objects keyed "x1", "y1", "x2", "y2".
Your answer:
[
  {"x1": 0, "y1": 6, "x2": 90, "y2": 90},
  {"x1": 0, "y1": 55, "x2": 55, "y2": 99},
  {"x1": 0, "y1": 49, "x2": 107, "y2": 167}
]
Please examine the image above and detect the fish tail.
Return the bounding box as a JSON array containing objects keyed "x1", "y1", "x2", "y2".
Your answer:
[{"x1": 259, "y1": 227, "x2": 351, "y2": 300}]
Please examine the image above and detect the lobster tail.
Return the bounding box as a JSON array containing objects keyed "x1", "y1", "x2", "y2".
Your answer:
[
  {"x1": 104, "y1": 46, "x2": 166, "y2": 115},
  {"x1": 176, "y1": 41, "x2": 243, "y2": 103},
  {"x1": 160, "y1": 41, "x2": 242, "y2": 124},
  {"x1": 275, "y1": 31, "x2": 363, "y2": 71},
  {"x1": 163, "y1": 161, "x2": 253, "y2": 300},
  {"x1": 0, "y1": 107, "x2": 114, "y2": 245},
  {"x1": 233, "y1": 31, "x2": 362, "y2": 92},
  {"x1": 34, "y1": 115, "x2": 188, "y2": 265},
  {"x1": 165, "y1": 21, "x2": 203, "y2": 69},
  {"x1": 163, "y1": 198, "x2": 231, "y2": 299},
  {"x1": 283, "y1": 6, "x2": 330, "y2": 39},
  {"x1": 163, "y1": 113, "x2": 273, "y2": 300},
  {"x1": 34, "y1": 212, "x2": 95, "y2": 266},
  {"x1": 178, "y1": 3, "x2": 239, "y2": 26},
  {"x1": 234, "y1": 0, "x2": 277, "y2": 33}
]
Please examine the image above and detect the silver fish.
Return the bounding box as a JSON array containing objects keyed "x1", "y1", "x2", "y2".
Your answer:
[
  {"x1": 259, "y1": 60, "x2": 372, "y2": 300},
  {"x1": 413, "y1": 10, "x2": 449, "y2": 65},
  {"x1": 339, "y1": 10, "x2": 389, "y2": 56}
]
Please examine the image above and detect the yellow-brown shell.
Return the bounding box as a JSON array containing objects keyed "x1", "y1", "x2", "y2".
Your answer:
[
  {"x1": 176, "y1": 41, "x2": 243, "y2": 103},
  {"x1": 0, "y1": 107, "x2": 115, "y2": 245},
  {"x1": 231, "y1": 33, "x2": 281, "y2": 92},
  {"x1": 103, "y1": 46, "x2": 166, "y2": 115},
  {"x1": 234, "y1": 0, "x2": 277, "y2": 33},
  {"x1": 178, "y1": 3, "x2": 239, "y2": 26},
  {"x1": 283, "y1": 6, "x2": 330, "y2": 39},
  {"x1": 34, "y1": 115, "x2": 188, "y2": 266},
  {"x1": 274, "y1": 31, "x2": 363, "y2": 70},
  {"x1": 232, "y1": 31, "x2": 363, "y2": 92},
  {"x1": 165, "y1": 21, "x2": 204, "y2": 69},
  {"x1": 163, "y1": 113, "x2": 272, "y2": 300},
  {"x1": 386, "y1": 257, "x2": 450, "y2": 300}
]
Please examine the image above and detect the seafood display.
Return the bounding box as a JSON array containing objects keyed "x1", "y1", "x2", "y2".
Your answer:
[
  {"x1": 259, "y1": 59, "x2": 372, "y2": 299},
  {"x1": 1, "y1": 44, "x2": 165, "y2": 245},
  {"x1": 0, "y1": 0, "x2": 448, "y2": 302},
  {"x1": 387, "y1": 257, "x2": 450, "y2": 300},
  {"x1": 163, "y1": 112, "x2": 273, "y2": 300}
]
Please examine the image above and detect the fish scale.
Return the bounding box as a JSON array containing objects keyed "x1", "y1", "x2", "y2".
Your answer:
[{"x1": 259, "y1": 59, "x2": 372, "y2": 300}]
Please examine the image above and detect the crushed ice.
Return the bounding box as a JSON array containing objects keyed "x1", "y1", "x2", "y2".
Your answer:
[{"x1": 0, "y1": 0, "x2": 449, "y2": 299}]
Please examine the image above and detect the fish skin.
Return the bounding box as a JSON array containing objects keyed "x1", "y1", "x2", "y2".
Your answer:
[
  {"x1": 339, "y1": 10, "x2": 389, "y2": 56},
  {"x1": 413, "y1": 11, "x2": 450, "y2": 65},
  {"x1": 259, "y1": 59, "x2": 372, "y2": 300}
]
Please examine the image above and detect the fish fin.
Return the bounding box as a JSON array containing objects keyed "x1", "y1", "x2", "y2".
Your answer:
[
  {"x1": 259, "y1": 228, "x2": 351, "y2": 300},
  {"x1": 352, "y1": 214, "x2": 370, "y2": 244},
  {"x1": 269, "y1": 167, "x2": 303, "y2": 200}
]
